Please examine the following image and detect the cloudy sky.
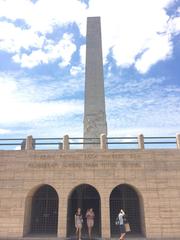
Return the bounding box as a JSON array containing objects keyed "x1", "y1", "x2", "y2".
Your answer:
[{"x1": 0, "y1": 0, "x2": 180, "y2": 141}]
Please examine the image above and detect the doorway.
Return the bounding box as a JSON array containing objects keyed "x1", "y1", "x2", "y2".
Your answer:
[
  {"x1": 67, "y1": 184, "x2": 101, "y2": 238},
  {"x1": 110, "y1": 184, "x2": 142, "y2": 237},
  {"x1": 30, "y1": 184, "x2": 59, "y2": 235}
]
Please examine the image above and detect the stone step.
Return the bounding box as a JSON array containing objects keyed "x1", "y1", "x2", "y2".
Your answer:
[{"x1": 1, "y1": 237, "x2": 147, "y2": 240}]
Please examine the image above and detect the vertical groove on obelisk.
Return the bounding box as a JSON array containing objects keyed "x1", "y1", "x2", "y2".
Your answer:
[{"x1": 83, "y1": 17, "x2": 107, "y2": 148}]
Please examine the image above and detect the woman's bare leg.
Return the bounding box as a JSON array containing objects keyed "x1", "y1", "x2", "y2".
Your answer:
[
  {"x1": 88, "y1": 227, "x2": 92, "y2": 239},
  {"x1": 120, "y1": 233, "x2": 126, "y2": 240},
  {"x1": 79, "y1": 227, "x2": 82, "y2": 240},
  {"x1": 76, "y1": 228, "x2": 78, "y2": 239}
]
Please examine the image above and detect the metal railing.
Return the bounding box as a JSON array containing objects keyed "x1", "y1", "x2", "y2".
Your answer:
[{"x1": 0, "y1": 134, "x2": 179, "y2": 150}]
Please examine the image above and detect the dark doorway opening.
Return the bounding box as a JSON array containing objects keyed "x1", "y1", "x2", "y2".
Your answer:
[
  {"x1": 110, "y1": 184, "x2": 142, "y2": 237},
  {"x1": 30, "y1": 185, "x2": 59, "y2": 235},
  {"x1": 67, "y1": 184, "x2": 101, "y2": 238}
]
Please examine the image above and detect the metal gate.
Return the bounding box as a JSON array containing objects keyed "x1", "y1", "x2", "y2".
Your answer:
[
  {"x1": 110, "y1": 184, "x2": 141, "y2": 237},
  {"x1": 30, "y1": 185, "x2": 58, "y2": 234},
  {"x1": 67, "y1": 184, "x2": 101, "y2": 238}
]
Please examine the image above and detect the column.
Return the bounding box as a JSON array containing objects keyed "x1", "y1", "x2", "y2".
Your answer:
[
  {"x1": 57, "y1": 191, "x2": 68, "y2": 238},
  {"x1": 84, "y1": 17, "x2": 107, "y2": 148},
  {"x1": 101, "y1": 192, "x2": 111, "y2": 239}
]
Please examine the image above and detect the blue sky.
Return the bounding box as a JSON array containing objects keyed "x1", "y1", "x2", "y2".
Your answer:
[{"x1": 0, "y1": 0, "x2": 180, "y2": 139}]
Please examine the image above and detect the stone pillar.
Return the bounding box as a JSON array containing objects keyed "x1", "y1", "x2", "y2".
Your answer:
[
  {"x1": 100, "y1": 133, "x2": 107, "y2": 150},
  {"x1": 63, "y1": 135, "x2": 69, "y2": 150},
  {"x1": 176, "y1": 133, "x2": 180, "y2": 149},
  {"x1": 83, "y1": 17, "x2": 107, "y2": 148},
  {"x1": 57, "y1": 191, "x2": 68, "y2": 238},
  {"x1": 25, "y1": 135, "x2": 35, "y2": 150},
  {"x1": 138, "y1": 134, "x2": 144, "y2": 149},
  {"x1": 101, "y1": 192, "x2": 111, "y2": 239}
]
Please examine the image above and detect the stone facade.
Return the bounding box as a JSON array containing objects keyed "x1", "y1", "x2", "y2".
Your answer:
[{"x1": 0, "y1": 139, "x2": 180, "y2": 240}]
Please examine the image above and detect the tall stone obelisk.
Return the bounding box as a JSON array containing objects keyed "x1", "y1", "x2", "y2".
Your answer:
[{"x1": 83, "y1": 17, "x2": 107, "y2": 148}]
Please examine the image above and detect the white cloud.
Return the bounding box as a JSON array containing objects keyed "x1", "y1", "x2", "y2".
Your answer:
[
  {"x1": 0, "y1": 72, "x2": 180, "y2": 139},
  {"x1": 0, "y1": 72, "x2": 83, "y2": 103},
  {"x1": 0, "y1": 129, "x2": 12, "y2": 134},
  {"x1": 105, "y1": 76, "x2": 180, "y2": 137},
  {"x1": 0, "y1": 0, "x2": 85, "y2": 68},
  {"x1": 86, "y1": 0, "x2": 180, "y2": 73},
  {"x1": 0, "y1": 0, "x2": 179, "y2": 72},
  {"x1": 169, "y1": 15, "x2": 180, "y2": 35},
  {"x1": 13, "y1": 33, "x2": 76, "y2": 68},
  {"x1": 0, "y1": 72, "x2": 83, "y2": 124},
  {"x1": 1, "y1": 100, "x2": 83, "y2": 124},
  {"x1": 25, "y1": 0, "x2": 87, "y2": 34},
  {"x1": 0, "y1": 0, "x2": 87, "y2": 33},
  {"x1": 70, "y1": 66, "x2": 83, "y2": 76},
  {"x1": 135, "y1": 34, "x2": 173, "y2": 73},
  {"x1": 0, "y1": 21, "x2": 45, "y2": 53}
]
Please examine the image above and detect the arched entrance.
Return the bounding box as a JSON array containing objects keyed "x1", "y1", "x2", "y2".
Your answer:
[
  {"x1": 30, "y1": 184, "x2": 59, "y2": 235},
  {"x1": 67, "y1": 184, "x2": 101, "y2": 238},
  {"x1": 110, "y1": 184, "x2": 143, "y2": 237}
]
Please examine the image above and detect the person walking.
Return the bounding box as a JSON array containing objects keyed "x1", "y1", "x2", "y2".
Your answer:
[
  {"x1": 75, "y1": 208, "x2": 83, "y2": 240},
  {"x1": 118, "y1": 209, "x2": 126, "y2": 240},
  {"x1": 86, "y1": 208, "x2": 95, "y2": 239}
]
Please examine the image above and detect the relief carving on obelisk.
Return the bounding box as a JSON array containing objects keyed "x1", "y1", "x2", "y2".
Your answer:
[{"x1": 84, "y1": 111, "x2": 106, "y2": 137}]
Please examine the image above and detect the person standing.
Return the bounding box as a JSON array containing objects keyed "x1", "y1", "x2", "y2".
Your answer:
[
  {"x1": 86, "y1": 208, "x2": 95, "y2": 239},
  {"x1": 75, "y1": 208, "x2": 83, "y2": 240},
  {"x1": 118, "y1": 209, "x2": 126, "y2": 240}
]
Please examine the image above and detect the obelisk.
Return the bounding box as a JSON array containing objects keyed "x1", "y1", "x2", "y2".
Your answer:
[{"x1": 83, "y1": 17, "x2": 107, "y2": 148}]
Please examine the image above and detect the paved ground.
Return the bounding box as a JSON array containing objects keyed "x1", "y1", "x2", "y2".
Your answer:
[
  {"x1": 0, "y1": 237, "x2": 147, "y2": 240},
  {"x1": 1, "y1": 236, "x2": 179, "y2": 240}
]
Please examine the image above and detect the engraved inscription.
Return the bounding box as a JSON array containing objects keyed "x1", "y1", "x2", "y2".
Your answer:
[
  {"x1": 27, "y1": 160, "x2": 117, "y2": 169},
  {"x1": 62, "y1": 162, "x2": 82, "y2": 168},
  {"x1": 28, "y1": 162, "x2": 58, "y2": 169},
  {"x1": 85, "y1": 153, "x2": 97, "y2": 160}
]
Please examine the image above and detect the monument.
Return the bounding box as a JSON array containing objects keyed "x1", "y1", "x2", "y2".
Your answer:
[
  {"x1": 84, "y1": 17, "x2": 107, "y2": 148},
  {"x1": 0, "y1": 17, "x2": 180, "y2": 240}
]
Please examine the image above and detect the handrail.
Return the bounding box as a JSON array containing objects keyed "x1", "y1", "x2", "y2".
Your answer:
[{"x1": 0, "y1": 136, "x2": 178, "y2": 150}]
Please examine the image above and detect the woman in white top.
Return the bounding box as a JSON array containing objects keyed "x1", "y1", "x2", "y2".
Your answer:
[
  {"x1": 75, "y1": 208, "x2": 83, "y2": 240},
  {"x1": 118, "y1": 209, "x2": 126, "y2": 240}
]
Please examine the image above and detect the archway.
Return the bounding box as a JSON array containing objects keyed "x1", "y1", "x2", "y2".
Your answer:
[
  {"x1": 67, "y1": 184, "x2": 101, "y2": 238},
  {"x1": 29, "y1": 184, "x2": 59, "y2": 235},
  {"x1": 110, "y1": 184, "x2": 143, "y2": 237}
]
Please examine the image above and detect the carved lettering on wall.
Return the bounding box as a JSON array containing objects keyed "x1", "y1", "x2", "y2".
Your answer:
[
  {"x1": 27, "y1": 152, "x2": 143, "y2": 169},
  {"x1": 85, "y1": 153, "x2": 97, "y2": 160},
  {"x1": 27, "y1": 160, "x2": 117, "y2": 169},
  {"x1": 62, "y1": 162, "x2": 82, "y2": 168},
  {"x1": 29, "y1": 153, "x2": 123, "y2": 161},
  {"x1": 28, "y1": 162, "x2": 58, "y2": 169}
]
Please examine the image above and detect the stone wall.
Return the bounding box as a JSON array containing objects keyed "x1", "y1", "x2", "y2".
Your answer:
[{"x1": 0, "y1": 148, "x2": 180, "y2": 239}]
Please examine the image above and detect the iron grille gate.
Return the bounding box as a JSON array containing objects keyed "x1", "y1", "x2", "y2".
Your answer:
[
  {"x1": 110, "y1": 185, "x2": 141, "y2": 237},
  {"x1": 30, "y1": 185, "x2": 58, "y2": 234},
  {"x1": 67, "y1": 184, "x2": 101, "y2": 238}
]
